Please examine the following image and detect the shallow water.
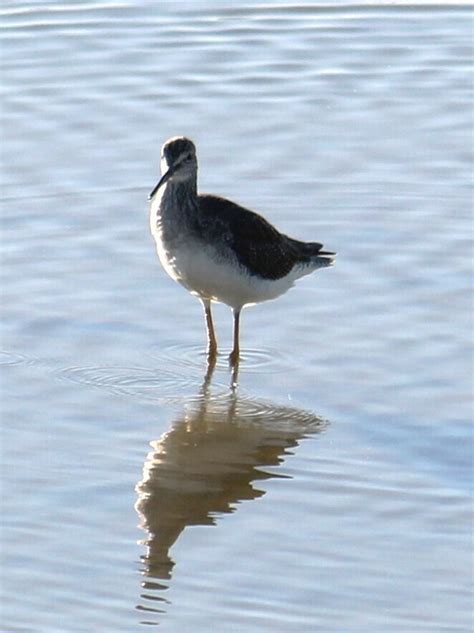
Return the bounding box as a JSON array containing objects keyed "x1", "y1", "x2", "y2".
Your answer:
[{"x1": 1, "y1": 2, "x2": 472, "y2": 632}]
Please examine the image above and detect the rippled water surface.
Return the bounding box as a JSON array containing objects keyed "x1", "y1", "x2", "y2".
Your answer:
[{"x1": 1, "y1": 2, "x2": 472, "y2": 632}]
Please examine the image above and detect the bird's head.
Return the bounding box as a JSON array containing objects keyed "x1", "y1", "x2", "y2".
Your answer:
[{"x1": 149, "y1": 136, "x2": 197, "y2": 200}]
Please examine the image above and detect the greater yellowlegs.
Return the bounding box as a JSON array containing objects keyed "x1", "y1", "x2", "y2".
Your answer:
[{"x1": 149, "y1": 136, "x2": 335, "y2": 365}]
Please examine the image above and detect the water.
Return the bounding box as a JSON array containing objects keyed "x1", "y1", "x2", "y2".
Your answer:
[{"x1": 1, "y1": 2, "x2": 472, "y2": 631}]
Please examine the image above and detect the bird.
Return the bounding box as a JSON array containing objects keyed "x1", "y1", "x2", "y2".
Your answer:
[{"x1": 149, "y1": 136, "x2": 335, "y2": 365}]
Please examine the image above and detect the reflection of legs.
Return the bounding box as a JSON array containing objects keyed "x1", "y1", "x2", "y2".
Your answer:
[
  {"x1": 229, "y1": 308, "x2": 241, "y2": 366},
  {"x1": 201, "y1": 299, "x2": 217, "y2": 359},
  {"x1": 200, "y1": 352, "x2": 217, "y2": 398},
  {"x1": 230, "y1": 357, "x2": 239, "y2": 391}
]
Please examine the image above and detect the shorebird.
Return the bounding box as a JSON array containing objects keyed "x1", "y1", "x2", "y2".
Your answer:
[{"x1": 149, "y1": 136, "x2": 335, "y2": 365}]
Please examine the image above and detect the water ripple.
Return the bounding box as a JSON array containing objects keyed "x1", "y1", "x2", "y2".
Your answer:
[
  {"x1": 146, "y1": 342, "x2": 289, "y2": 374},
  {"x1": 54, "y1": 364, "x2": 201, "y2": 404},
  {"x1": 202, "y1": 393, "x2": 330, "y2": 434},
  {"x1": 0, "y1": 350, "x2": 35, "y2": 367}
]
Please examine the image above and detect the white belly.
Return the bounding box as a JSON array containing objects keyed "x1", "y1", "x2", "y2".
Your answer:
[{"x1": 155, "y1": 238, "x2": 295, "y2": 310}]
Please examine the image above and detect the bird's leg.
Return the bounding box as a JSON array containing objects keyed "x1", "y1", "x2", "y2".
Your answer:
[
  {"x1": 229, "y1": 308, "x2": 241, "y2": 366},
  {"x1": 201, "y1": 299, "x2": 217, "y2": 359}
]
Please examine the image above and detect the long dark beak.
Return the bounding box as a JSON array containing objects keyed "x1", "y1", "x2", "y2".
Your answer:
[{"x1": 148, "y1": 165, "x2": 175, "y2": 200}]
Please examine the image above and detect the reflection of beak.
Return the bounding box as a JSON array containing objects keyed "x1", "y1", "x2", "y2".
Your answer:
[{"x1": 148, "y1": 165, "x2": 176, "y2": 200}]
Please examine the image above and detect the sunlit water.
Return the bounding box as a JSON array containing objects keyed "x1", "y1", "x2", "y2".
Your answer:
[{"x1": 1, "y1": 2, "x2": 472, "y2": 632}]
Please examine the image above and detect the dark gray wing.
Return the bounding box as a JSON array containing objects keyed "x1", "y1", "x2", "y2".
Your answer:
[{"x1": 198, "y1": 194, "x2": 327, "y2": 280}]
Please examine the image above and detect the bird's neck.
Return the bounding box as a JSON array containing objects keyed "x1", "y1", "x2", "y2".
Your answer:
[
  {"x1": 150, "y1": 177, "x2": 198, "y2": 242},
  {"x1": 161, "y1": 178, "x2": 197, "y2": 212}
]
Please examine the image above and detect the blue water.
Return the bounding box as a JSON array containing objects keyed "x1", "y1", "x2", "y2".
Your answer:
[{"x1": 1, "y1": 2, "x2": 472, "y2": 632}]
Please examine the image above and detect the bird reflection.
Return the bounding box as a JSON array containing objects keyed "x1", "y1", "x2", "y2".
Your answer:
[{"x1": 135, "y1": 360, "x2": 328, "y2": 621}]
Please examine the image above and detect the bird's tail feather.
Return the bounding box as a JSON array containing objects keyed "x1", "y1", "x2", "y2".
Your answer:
[
  {"x1": 299, "y1": 241, "x2": 336, "y2": 268},
  {"x1": 315, "y1": 249, "x2": 336, "y2": 265},
  {"x1": 311, "y1": 252, "x2": 336, "y2": 268},
  {"x1": 287, "y1": 238, "x2": 336, "y2": 269}
]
